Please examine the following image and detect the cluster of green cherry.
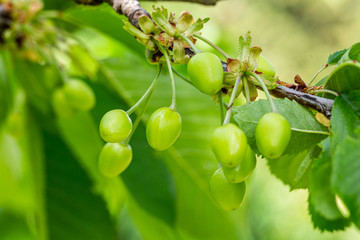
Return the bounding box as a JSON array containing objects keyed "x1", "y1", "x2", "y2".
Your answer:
[
  {"x1": 98, "y1": 102, "x2": 182, "y2": 177},
  {"x1": 97, "y1": 8, "x2": 292, "y2": 211},
  {"x1": 52, "y1": 78, "x2": 96, "y2": 118},
  {"x1": 187, "y1": 49, "x2": 291, "y2": 210}
]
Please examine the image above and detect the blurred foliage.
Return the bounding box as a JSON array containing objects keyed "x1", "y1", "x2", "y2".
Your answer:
[{"x1": 1, "y1": 0, "x2": 360, "y2": 239}]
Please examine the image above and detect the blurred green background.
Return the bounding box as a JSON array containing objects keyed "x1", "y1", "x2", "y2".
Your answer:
[{"x1": 1, "y1": 0, "x2": 360, "y2": 239}]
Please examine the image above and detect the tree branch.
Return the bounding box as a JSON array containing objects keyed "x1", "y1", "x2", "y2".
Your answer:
[
  {"x1": 73, "y1": 0, "x2": 334, "y2": 117},
  {"x1": 269, "y1": 86, "x2": 333, "y2": 118},
  {"x1": 137, "y1": 0, "x2": 219, "y2": 5}
]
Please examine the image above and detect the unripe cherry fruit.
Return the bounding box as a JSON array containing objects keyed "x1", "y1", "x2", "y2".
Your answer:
[
  {"x1": 63, "y1": 79, "x2": 96, "y2": 111},
  {"x1": 52, "y1": 88, "x2": 76, "y2": 118},
  {"x1": 255, "y1": 112, "x2": 291, "y2": 159},
  {"x1": 211, "y1": 123, "x2": 247, "y2": 168},
  {"x1": 99, "y1": 109, "x2": 132, "y2": 143},
  {"x1": 98, "y1": 143, "x2": 132, "y2": 177},
  {"x1": 223, "y1": 145, "x2": 256, "y2": 183},
  {"x1": 146, "y1": 107, "x2": 182, "y2": 151},
  {"x1": 256, "y1": 55, "x2": 276, "y2": 77},
  {"x1": 187, "y1": 52, "x2": 224, "y2": 95},
  {"x1": 209, "y1": 168, "x2": 246, "y2": 211}
]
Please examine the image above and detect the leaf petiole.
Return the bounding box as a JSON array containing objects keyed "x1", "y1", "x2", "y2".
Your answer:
[
  {"x1": 308, "y1": 89, "x2": 339, "y2": 97},
  {"x1": 308, "y1": 65, "x2": 328, "y2": 86}
]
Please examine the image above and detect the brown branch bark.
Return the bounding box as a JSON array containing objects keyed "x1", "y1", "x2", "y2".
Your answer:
[
  {"x1": 74, "y1": 0, "x2": 334, "y2": 117},
  {"x1": 269, "y1": 86, "x2": 333, "y2": 117},
  {"x1": 136, "y1": 0, "x2": 219, "y2": 5},
  {"x1": 75, "y1": 0, "x2": 220, "y2": 6}
]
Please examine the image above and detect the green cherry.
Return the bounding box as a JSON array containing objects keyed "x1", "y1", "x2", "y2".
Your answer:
[
  {"x1": 146, "y1": 107, "x2": 182, "y2": 151},
  {"x1": 187, "y1": 52, "x2": 224, "y2": 95},
  {"x1": 52, "y1": 88, "x2": 76, "y2": 118},
  {"x1": 63, "y1": 79, "x2": 96, "y2": 111},
  {"x1": 99, "y1": 109, "x2": 132, "y2": 143},
  {"x1": 209, "y1": 168, "x2": 246, "y2": 211},
  {"x1": 98, "y1": 143, "x2": 132, "y2": 177},
  {"x1": 255, "y1": 112, "x2": 291, "y2": 159},
  {"x1": 256, "y1": 55, "x2": 276, "y2": 77},
  {"x1": 211, "y1": 123, "x2": 247, "y2": 168},
  {"x1": 223, "y1": 145, "x2": 256, "y2": 183}
]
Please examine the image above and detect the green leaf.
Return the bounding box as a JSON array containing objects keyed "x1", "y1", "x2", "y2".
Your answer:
[
  {"x1": 342, "y1": 90, "x2": 360, "y2": 119},
  {"x1": 308, "y1": 198, "x2": 350, "y2": 232},
  {"x1": 267, "y1": 145, "x2": 321, "y2": 190},
  {"x1": 309, "y1": 139, "x2": 349, "y2": 223},
  {"x1": 348, "y1": 42, "x2": 360, "y2": 62},
  {"x1": 331, "y1": 137, "x2": 360, "y2": 228},
  {"x1": 336, "y1": 43, "x2": 360, "y2": 65},
  {"x1": 43, "y1": 0, "x2": 75, "y2": 10},
  {"x1": 330, "y1": 94, "x2": 360, "y2": 149},
  {"x1": 233, "y1": 98, "x2": 328, "y2": 156},
  {"x1": 324, "y1": 62, "x2": 360, "y2": 96},
  {"x1": 43, "y1": 129, "x2": 117, "y2": 240},
  {"x1": 327, "y1": 49, "x2": 348, "y2": 65},
  {"x1": 0, "y1": 211, "x2": 36, "y2": 240},
  {"x1": 64, "y1": 6, "x2": 143, "y2": 56}
]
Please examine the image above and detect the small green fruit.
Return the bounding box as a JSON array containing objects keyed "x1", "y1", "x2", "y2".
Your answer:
[
  {"x1": 99, "y1": 109, "x2": 132, "y2": 143},
  {"x1": 5, "y1": 112, "x2": 24, "y2": 138},
  {"x1": 211, "y1": 123, "x2": 247, "y2": 168},
  {"x1": 223, "y1": 145, "x2": 256, "y2": 183},
  {"x1": 98, "y1": 143, "x2": 132, "y2": 177},
  {"x1": 63, "y1": 79, "x2": 96, "y2": 111},
  {"x1": 52, "y1": 88, "x2": 76, "y2": 118},
  {"x1": 209, "y1": 168, "x2": 246, "y2": 211},
  {"x1": 146, "y1": 107, "x2": 182, "y2": 151},
  {"x1": 255, "y1": 112, "x2": 291, "y2": 159},
  {"x1": 187, "y1": 52, "x2": 224, "y2": 95},
  {"x1": 256, "y1": 55, "x2": 276, "y2": 77}
]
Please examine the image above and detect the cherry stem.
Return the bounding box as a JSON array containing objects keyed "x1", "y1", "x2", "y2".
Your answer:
[
  {"x1": 248, "y1": 71, "x2": 278, "y2": 113},
  {"x1": 218, "y1": 91, "x2": 225, "y2": 124},
  {"x1": 172, "y1": 67, "x2": 194, "y2": 86},
  {"x1": 177, "y1": 34, "x2": 201, "y2": 54},
  {"x1": 223, "y1": 74, "x2": 243, "y2": 125},
  {"x1": 127, "y1": 65, "x2": 162, "y2": 115},
  {"x1": 308, "y1": 65, "x2": 328, "y2": 86},
  {"x1": 154, "y1": 40, "x2": 177, "y2": 110},
  {"x1": 243, "y1": 76, "x2": 250, "y2": 103},
  {"x1": 193, "y1": 34, "x2": 231, "y2": 59},
  {"x1": 309, "y1": 89, "x2": 339, "y2": 97},
  {"x1": 125, "y1": 65, "x2": 162, "y2": 144}
]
